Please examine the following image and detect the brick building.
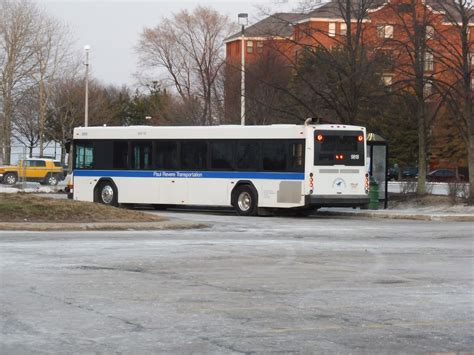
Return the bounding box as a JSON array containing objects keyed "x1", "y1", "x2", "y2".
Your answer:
[{"x1": 224, "y1": 0, "x2": 473, "y2": 169}]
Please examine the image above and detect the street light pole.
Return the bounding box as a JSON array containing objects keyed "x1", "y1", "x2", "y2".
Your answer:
[
  {"x1": 84, "y1": 45, "x2": 90, "y2": 127},
  {"x1": 238, "y1": 13, "x2": 248, "y2": 126}
]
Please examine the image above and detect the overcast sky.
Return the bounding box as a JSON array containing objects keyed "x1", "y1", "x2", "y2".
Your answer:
[{"x1": 38, "y1": 0, "x2": 300, "y2": 87}]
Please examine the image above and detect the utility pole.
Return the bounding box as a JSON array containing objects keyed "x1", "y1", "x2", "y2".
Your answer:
[
  {"x1": 238, "y1": 13, "x2": 248, "y2": 126},
  {"x1": 84, "y1": 45, "x2": 90, "y2": 127}
]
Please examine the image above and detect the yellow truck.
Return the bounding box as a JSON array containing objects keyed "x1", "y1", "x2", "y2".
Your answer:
[{"x1": 0, "y1": 158, "x2": 64, "y2": 186}]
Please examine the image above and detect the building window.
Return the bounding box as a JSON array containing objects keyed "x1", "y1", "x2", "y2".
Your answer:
[
  {"x1": 470, "y1": 52, "x2": 474, "y2": 67},
  {"x1": 340, "y1": 23, "x2": 347, "y2": 36},
  {"x1": 257, "y1": 41, "x2": 264, "y2": 53},
  {"x1": 423, "y1": 80, "x2": 433, "y2": 97},
  {"x1": 424, "y1": 52, "x2": 434, "y2": 71},
  {"x1": 382, "y1": 75, "x2": 393, "y2": 86},
  {"x1": 377, "y1": 24, "x2": 394, "y2": 39},
  {"x1": 426, "y1": 26, "x2": 435, "y2": 40},
  {"x1": 246, "y1": 40, "x2": 254, "y2": 53},
  {"x1": 378, "y1": 50, "x2": 394, "y2": 70},
  {"x1": 329, "y1": 22, "x2": 336, "y2": 37}
]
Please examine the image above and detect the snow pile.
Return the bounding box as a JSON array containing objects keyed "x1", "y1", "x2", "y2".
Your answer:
[{"x1": 0, "y1": 184, "x2": 63, "y2": 194}]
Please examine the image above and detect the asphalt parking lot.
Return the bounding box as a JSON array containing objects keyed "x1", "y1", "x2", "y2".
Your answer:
[{"x1": 1, "y1": 211, "x2": 473, "y2": 353}]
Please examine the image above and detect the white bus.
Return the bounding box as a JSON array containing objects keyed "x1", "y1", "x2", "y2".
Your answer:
[{"x1": 70, "y1": 121, "x2": 369, "y2": 215}]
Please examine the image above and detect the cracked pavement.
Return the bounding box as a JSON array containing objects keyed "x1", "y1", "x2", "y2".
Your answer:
[{"x1": 1, "y1": 210, "x2": 473, "y2": 353}]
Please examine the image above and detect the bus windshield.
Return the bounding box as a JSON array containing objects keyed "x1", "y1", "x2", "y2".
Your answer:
[{"x1": 314, "y1": 130, "x2": 364, "y2": 166}]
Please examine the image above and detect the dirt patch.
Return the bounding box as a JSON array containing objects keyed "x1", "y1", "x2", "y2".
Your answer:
[
  {"x1": 389, "y1": 194, "x2": 454, "y2": 208},
  {"x1": 0, "y1": 193, "x2": 165, "y2": 223},
  {"x1": 388, "y1": 194, "x2": 472, "y2": 210}
]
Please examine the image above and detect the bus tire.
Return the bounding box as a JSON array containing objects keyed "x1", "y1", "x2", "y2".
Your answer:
[
  {"x1": 233, "y1": 185, "x2": 258, "y2": 216},
  {"x1": 96, "y1": 180, "x2": 118, "y2": 207}
]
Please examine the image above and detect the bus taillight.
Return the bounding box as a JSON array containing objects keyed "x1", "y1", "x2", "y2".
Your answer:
[
  {"x1": 316, "y1": 134, "x2": 324, "y2": 142},
  {"x1": 309, "y1": 173, "x2": 314, "y2": 193},
  {"x1": 358, "y1": 135, "x2": 364, "y2": 142},
  {"x1": 365, "y1": 173, "x2": 369, "y2": 194}
]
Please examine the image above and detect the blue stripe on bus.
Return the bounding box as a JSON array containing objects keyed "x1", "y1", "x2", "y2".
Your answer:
[{"x1": 73, "y1": 170, "x2": 305, "y2": 180}]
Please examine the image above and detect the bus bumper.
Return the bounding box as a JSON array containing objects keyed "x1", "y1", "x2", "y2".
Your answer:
[{"x1": 305, "y1": 194, "x2": 369, "y2": 208}]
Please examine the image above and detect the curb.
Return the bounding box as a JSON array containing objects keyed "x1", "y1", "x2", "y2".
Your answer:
[
  {"x1": 0, "y1": 221, "x2": 210, "y2": 231},
  {"x1": 317, "y1": 211, "x2": 474, "y2": 222}
]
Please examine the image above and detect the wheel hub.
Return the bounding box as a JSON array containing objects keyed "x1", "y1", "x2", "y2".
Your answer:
[
  {"x1": 237, "y1": 192, "x2": 251, "y2": 211},
  {"x1": 6, "y1": 175, "x2": 15, "y2": 184},
  {"x1": 101, "y1": 185, "x2": 114, "y2": 204}
]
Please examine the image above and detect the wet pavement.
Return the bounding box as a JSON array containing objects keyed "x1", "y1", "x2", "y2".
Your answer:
[{"x1": 1, "y1": 211, "x2": 473, "y2": 353}]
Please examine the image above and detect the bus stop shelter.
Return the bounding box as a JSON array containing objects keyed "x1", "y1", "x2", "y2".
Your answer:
[{"x1": 367, "y1": 133, "x2": 388, "y2": 209}]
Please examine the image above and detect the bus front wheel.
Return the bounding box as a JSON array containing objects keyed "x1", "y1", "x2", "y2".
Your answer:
[
  {"x1": 97, "y1": 181, "x2": 118, "y2": 207},
  {"x1": 233, "y1": 185, "x2": 258, "y2": 216}
]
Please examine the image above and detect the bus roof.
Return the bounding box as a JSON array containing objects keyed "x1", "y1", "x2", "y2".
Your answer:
[{"x1": 73, "y1": 124, "x2": 365, "y2": 140}]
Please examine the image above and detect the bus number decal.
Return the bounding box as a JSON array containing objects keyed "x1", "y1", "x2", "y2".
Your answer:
[{"x1": 351, "y1": 154, "x2": 359, "y2": 160}]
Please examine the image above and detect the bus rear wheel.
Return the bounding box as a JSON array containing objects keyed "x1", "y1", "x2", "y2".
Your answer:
[
  {"x1": 97, "y1": 181, "x2": 118, "y2": 207},
  {"x1": 233, "y1": 185, "x2": 258, "y2": 216}
]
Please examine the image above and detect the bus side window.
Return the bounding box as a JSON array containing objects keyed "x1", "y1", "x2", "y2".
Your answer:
[
  {"x1": 262, "y1": 140, "x2": 286, "y2": 172},
  {"x1": 235, "y1": 140, "x2": 259, "y2": 171},
  {"x1": 155, "y1": 141, "x2": 178, "y2": 170},
  {"x1": 210, "y1": 140, "x2": 234, "y2": 170},
  {"x1": 75, "y1": 143, "x2": 94, "y2": 169},
  {"x1": 181, "y1": 141, "x2": 207, "y2": 170},
  {"x1": 113, "y1": 141, "x2": 129, "y2": 169},
  {"x1": 131, "y1": 141, "x2": 152, "y2": 170},
  {"x1": 289, "y1": 142, "x2": 304, "y2": 172},
  {"x1": 94, "y1": 141, "x2": 113, "y2": 170}
]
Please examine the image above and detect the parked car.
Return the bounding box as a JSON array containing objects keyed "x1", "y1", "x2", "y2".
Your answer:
[
  {"x1": 426, "y1": 169, "x2": 466, "y2": 183},
  {"x1": 0, "y1": 158, "x2": 64, "y2": 185},
  {"x1": 402, "y1": 167, "x2": 418, "y2": 180}
]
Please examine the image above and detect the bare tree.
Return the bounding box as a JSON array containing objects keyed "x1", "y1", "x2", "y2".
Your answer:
[
  {"x1": 12, "y1": 85, "x2": 39, "y2": 156},
  {"x1": 45, "y1": 74, "x2": 82, "y2": 165},
  {"x1": 0, "y1": 0, "x2": 39, "y2": 164},
  {"x1": 384, "y1": 0, "x2": 447, "y2": 195},
  {"x1": 32, "y1": 13, "x2": 73, "y2": 156},
  {"x1": 137, "y1": 6, "x2": 234, "y2": 125},
  {"x1": 431, "y1": 0, "x2": 473, "y2": 202},
  {"x1": 261, "y1": 0, "x2": 386, "y2": 125}
]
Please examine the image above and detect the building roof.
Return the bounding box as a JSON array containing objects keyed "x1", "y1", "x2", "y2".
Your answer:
[
  {"x1": 427, "y1": 0, "x2": 474, "y2": 23},
  {"x1": 300, "y1": 0, "x2": 386, "y2": 21},
  {"x1": 299, "y1": 0, "x2": 470, "y2": 22},
  {"x1": 225, "y1": 0, "x2": 473, "y2": 43},
  {"x1": 225, "y1": 13, "x2": 304, "y2": 42}
]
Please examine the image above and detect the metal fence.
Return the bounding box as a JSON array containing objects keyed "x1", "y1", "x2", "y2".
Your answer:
[{"x1": 10, "y1": 142, "x2": 64, "y2": 165}]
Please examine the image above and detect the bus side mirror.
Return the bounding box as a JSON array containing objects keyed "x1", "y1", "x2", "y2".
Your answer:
[{"x1": 65, "y1": 141, "x2": 71, "y2": 154}]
